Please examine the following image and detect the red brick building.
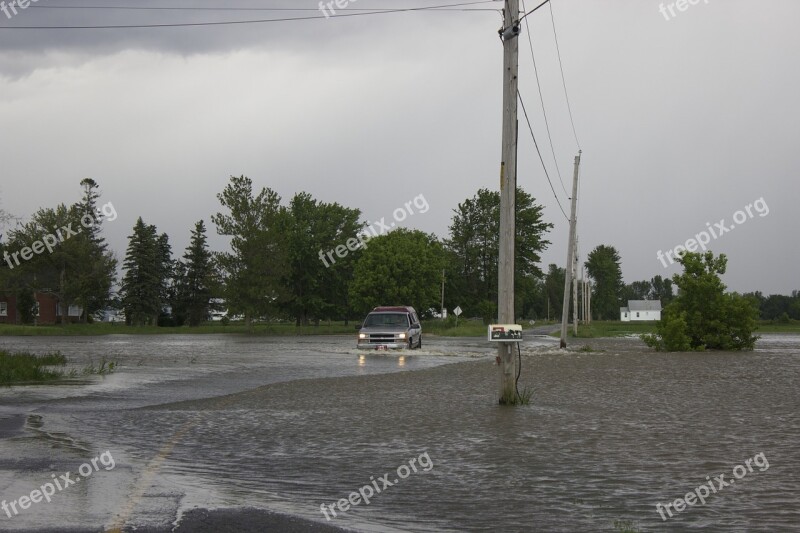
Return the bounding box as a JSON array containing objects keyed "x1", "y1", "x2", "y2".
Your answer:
[{"x1": 0, "y1": 292, "x2": 63, "y2": 325}]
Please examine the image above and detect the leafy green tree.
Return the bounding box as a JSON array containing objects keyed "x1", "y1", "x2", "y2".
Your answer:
[
  {"x1": 120, "y1": 218, "x2": 171, "y2": 326},
  {"x1": 544, "y1": 263, "x2": 566, "y2": 320},
  {"x1": 623, "y1": 280, "x2": 652, "y2": 302},
  {"x1": 650, "y1": 274, "x2": 674, "y2": 305},
  {"x1": 283, "y1": 193, "x2": 362, "y2": 325},
  {"x1": 349, "y1": 229, "x2": 445, "y2": 317},
  {"x1": 585, "y1": 245, "x2": 624, "y2": 320},
  {"x1": 212, "y1": 176, "x2": 285, "y2": 326},
  {"x1": 444, "y1": 187, "x2": 552, "y2": 316},
  {"x1": 3, "y1": 181, "x2": 116, "y2": 324},
  {"x1": 7, "y1": 204, "x2": 83, "y2": 323},
  {"x1": 643, "y1": 251, "x2": 759, "y2": 351}
]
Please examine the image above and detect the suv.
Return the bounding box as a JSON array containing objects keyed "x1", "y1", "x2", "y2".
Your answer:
[{"x1": 357, "y1": 306, "x2": 422, "y2": 350}]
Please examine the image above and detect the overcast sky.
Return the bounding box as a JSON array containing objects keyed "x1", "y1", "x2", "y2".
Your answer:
[{"x1": 1, "y1": 0, "x2": 797, "y2": 296}]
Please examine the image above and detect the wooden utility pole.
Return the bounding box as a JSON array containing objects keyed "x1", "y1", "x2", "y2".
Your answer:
[
  {"x1": 587, "y1": 280, "x2": 592, "y2": 323},
  {"x1": 560, "y1": 151, "x2": 581, "y2": 348},
  {"x1": 441, "y1": 269, "x2": 445, "y2": 319},
  {"x1": 572, "y1": 239, "x2": 578, "y2": 336},
  {"x1": 498, "y1": 0, "x2": 519, "y2": 403}
]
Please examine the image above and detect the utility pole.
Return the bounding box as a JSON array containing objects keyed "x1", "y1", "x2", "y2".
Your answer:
[
  {"x1": 573, "y1": 239, "x2": 579, "y2": 336},
  {"x1": 560, "y1": 151, "x2": 581, "y2": 348},
  {"x1": 587, "y1": 280, "x2": 592, "y2": 324},
  {"x1": 497, "y1": 0, "x2": 519, "y2": 403},
  {"x1": 441, "y1": 269, "x2": 445, "y2": 319}
]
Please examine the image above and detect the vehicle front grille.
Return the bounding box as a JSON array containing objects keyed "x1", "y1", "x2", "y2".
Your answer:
[{"x1": 367, "y1": 334, "x2": 401, "y2": 343}]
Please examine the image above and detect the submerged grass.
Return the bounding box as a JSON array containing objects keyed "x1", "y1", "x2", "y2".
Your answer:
[{"x1": 0, "y1": 350, "x2": 67, "y2": 385}]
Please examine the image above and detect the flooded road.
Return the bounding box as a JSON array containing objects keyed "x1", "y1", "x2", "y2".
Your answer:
[{"x1": 0, "y1": 333, "x2": 798, "y2": 532}]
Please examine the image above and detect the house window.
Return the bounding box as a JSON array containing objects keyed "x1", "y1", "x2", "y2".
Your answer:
[
  {"x1": 636, "y1": 312, "x2": 640, "y2": 318},
  {"x1": 0, "y1": 302, "x2": 7, "y2": 316}
]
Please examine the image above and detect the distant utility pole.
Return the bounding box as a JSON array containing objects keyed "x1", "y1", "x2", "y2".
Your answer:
[
  {"x1": 441, "y1": 269, "x2": 445, "y2": 319},
  {"x1": 573, "y1": 239, "x2": 578, "y2": 336},
  {"x1": 560, "y1": 151, "x2": 581, "y2": 349},
  {"x1": 587, "y1": 280, "x2": 592, "y2": 323},
  {"x1": 497, "y1": 0, "x2": 520, "y2": 403}
]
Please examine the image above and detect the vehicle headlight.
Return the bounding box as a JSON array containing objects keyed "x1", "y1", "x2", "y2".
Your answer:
[
  {"x1": 398, "y1": 333, "x2": 406, "y2": 339},
  {"x1": 359, "y1": 333, "x2": 366, "y2": 339}
]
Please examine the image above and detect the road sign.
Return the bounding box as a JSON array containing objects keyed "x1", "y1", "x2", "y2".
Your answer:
[{"x1": 453, "y1": 306, "x2": 462, "y2": 316}]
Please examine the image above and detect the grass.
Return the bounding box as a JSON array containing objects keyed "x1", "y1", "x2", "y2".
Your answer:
[
  {"x1": 0, "y1": 320, "x2": 496, "y2": 337},
  {"x1": 421, "y1": 320, "x2": 489, "y2": 337},
  {"x1": 755, "y1": 321, "x2": 800, "y2": 333},
  {"x1": 0, "y1": 350, "x2": 67, "y2": 385},
  {"x1": 0, "y1": 322, "x2": 358, "y2": 336},
  {"x1": 549, "y1": 321, "x2": 658, "y2": 339}
]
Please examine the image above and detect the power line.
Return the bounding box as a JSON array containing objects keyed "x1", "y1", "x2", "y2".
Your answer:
[
  {"x1": 548, "y1": 1, "x2": 581, "y2": 151},
  {"x1": 0, "y1": 1, "x2": 499, "y2": 29},
  {"x1": 520, "y1": 0, "x2": 568, "y2": 198},
  {"x1": 518, "y1": 0, "x2": 549, "y2": 23},
  {"x1": 25, "y1": 3, "x2": 499, "y2": 12},
  {"x1": 517, "y1": 89, "x2": 569, "y2": 221}
]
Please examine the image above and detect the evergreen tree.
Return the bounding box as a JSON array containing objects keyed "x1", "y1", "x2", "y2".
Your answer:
[
  {"x1": 178, "y1": 220, "x2": 213, "y2": 327},
  {"x1": 120, "y1": 218, "x2": 171, "y2": 326}
]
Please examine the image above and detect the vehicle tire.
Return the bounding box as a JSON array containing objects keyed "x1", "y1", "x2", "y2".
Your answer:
[
  {"x1": 418, "y1": 335, "x2": 422, "y2": 349},
  {"x1": 408, "y1": 338, "x2": 413, "y2": 350}
]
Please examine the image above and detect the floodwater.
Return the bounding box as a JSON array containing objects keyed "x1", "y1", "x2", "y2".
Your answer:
[{"x1": 0, "y1": 333, "x2": 798, "y2": 532}]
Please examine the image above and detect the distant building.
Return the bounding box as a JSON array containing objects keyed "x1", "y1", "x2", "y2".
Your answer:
[
  {"x1": 0, "y1": 292, "x2": 58, "y2": 324},
  {"x1": 620, "y1": 300, "x2": 662, "y2": 322}
]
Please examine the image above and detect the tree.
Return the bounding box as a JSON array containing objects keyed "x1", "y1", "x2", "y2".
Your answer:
[
  {"x1": 212, "y1": 176, "x2": 285, "y2": 326},
  {"x1": 444, "y1": 187, "x2": 552, "y2": 316},
  {"x1": 72, "y1": 179, "x2": 117, "y2": 321},
  {"x1": 623, "y1": 280, "x2": 652, "y2": 301},
  {"x1": 3, "y1": 181, "x2": 116, "y2": 324},
  {"x1": 349, "y1": 229, "x2": 445, "y2": 317},
  {"x1": 585, "y1": 245, "x2": 624, "y2": 320},
  {"x1": 650, "y1": 274, "x2": 674, "y2": 305},
  {"x1": 120, "y1": 218, "x2": 172, "y2": 326},
  {"x1": 7, "y1": 204, "x2": 83, "y2": 323},
  {"x1": 282, "y1": 193, "x2": 362, "y2": 325},
  {"x1": 544, "y1": 263, "x2": 566, "y2": 320},
  {"x1": 643, "y1": 251, "x2": 759, "y2": 351},
  {"x1": 173, "y1": 220, "x2": 214, "y2": 326}
]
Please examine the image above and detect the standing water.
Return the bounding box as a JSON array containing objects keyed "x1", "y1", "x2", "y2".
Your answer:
[{"x1": 0, "y1": 333, "x2": 798, "y2": 532}]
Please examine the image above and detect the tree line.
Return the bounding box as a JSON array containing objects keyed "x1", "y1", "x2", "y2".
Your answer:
[{"x1": 1, "y1": 176, "x2": 796, "y2": 326}]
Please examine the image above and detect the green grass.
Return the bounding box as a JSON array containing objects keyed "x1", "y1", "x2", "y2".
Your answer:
[
  {"x1": 0, "y1": 350, "x2": 67, "y2": 385},
  {"x1": 421, "y1": 320, "x2": 489, "y2": 337},
  {"x1": 755, "y1": 321, "x2": 800, "y2": 333},
  {"x1": 549, "y1": 321, "x2": 658, "y2": 339},
  {"x1": 0, "y1": 322, "x2": 358, "y2": 336}
]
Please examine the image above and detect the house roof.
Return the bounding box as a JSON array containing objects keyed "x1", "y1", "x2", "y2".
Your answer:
[{"x1": 627, "y1": 300, "x2": 662, "y2": 311}]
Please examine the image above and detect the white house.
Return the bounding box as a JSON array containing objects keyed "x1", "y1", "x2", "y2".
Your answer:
[{"x1": 620, "y1": 300, "x2": 662, "y2": 322}]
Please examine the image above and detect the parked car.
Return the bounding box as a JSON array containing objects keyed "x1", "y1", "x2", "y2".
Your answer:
[{"x1": 357, "y1": 306, "x2": 422, "y2": 350}]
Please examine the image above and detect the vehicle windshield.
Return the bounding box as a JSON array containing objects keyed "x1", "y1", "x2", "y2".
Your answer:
[{"x1": 363, "y1": 313, "x2": 409, "y2": 328}]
